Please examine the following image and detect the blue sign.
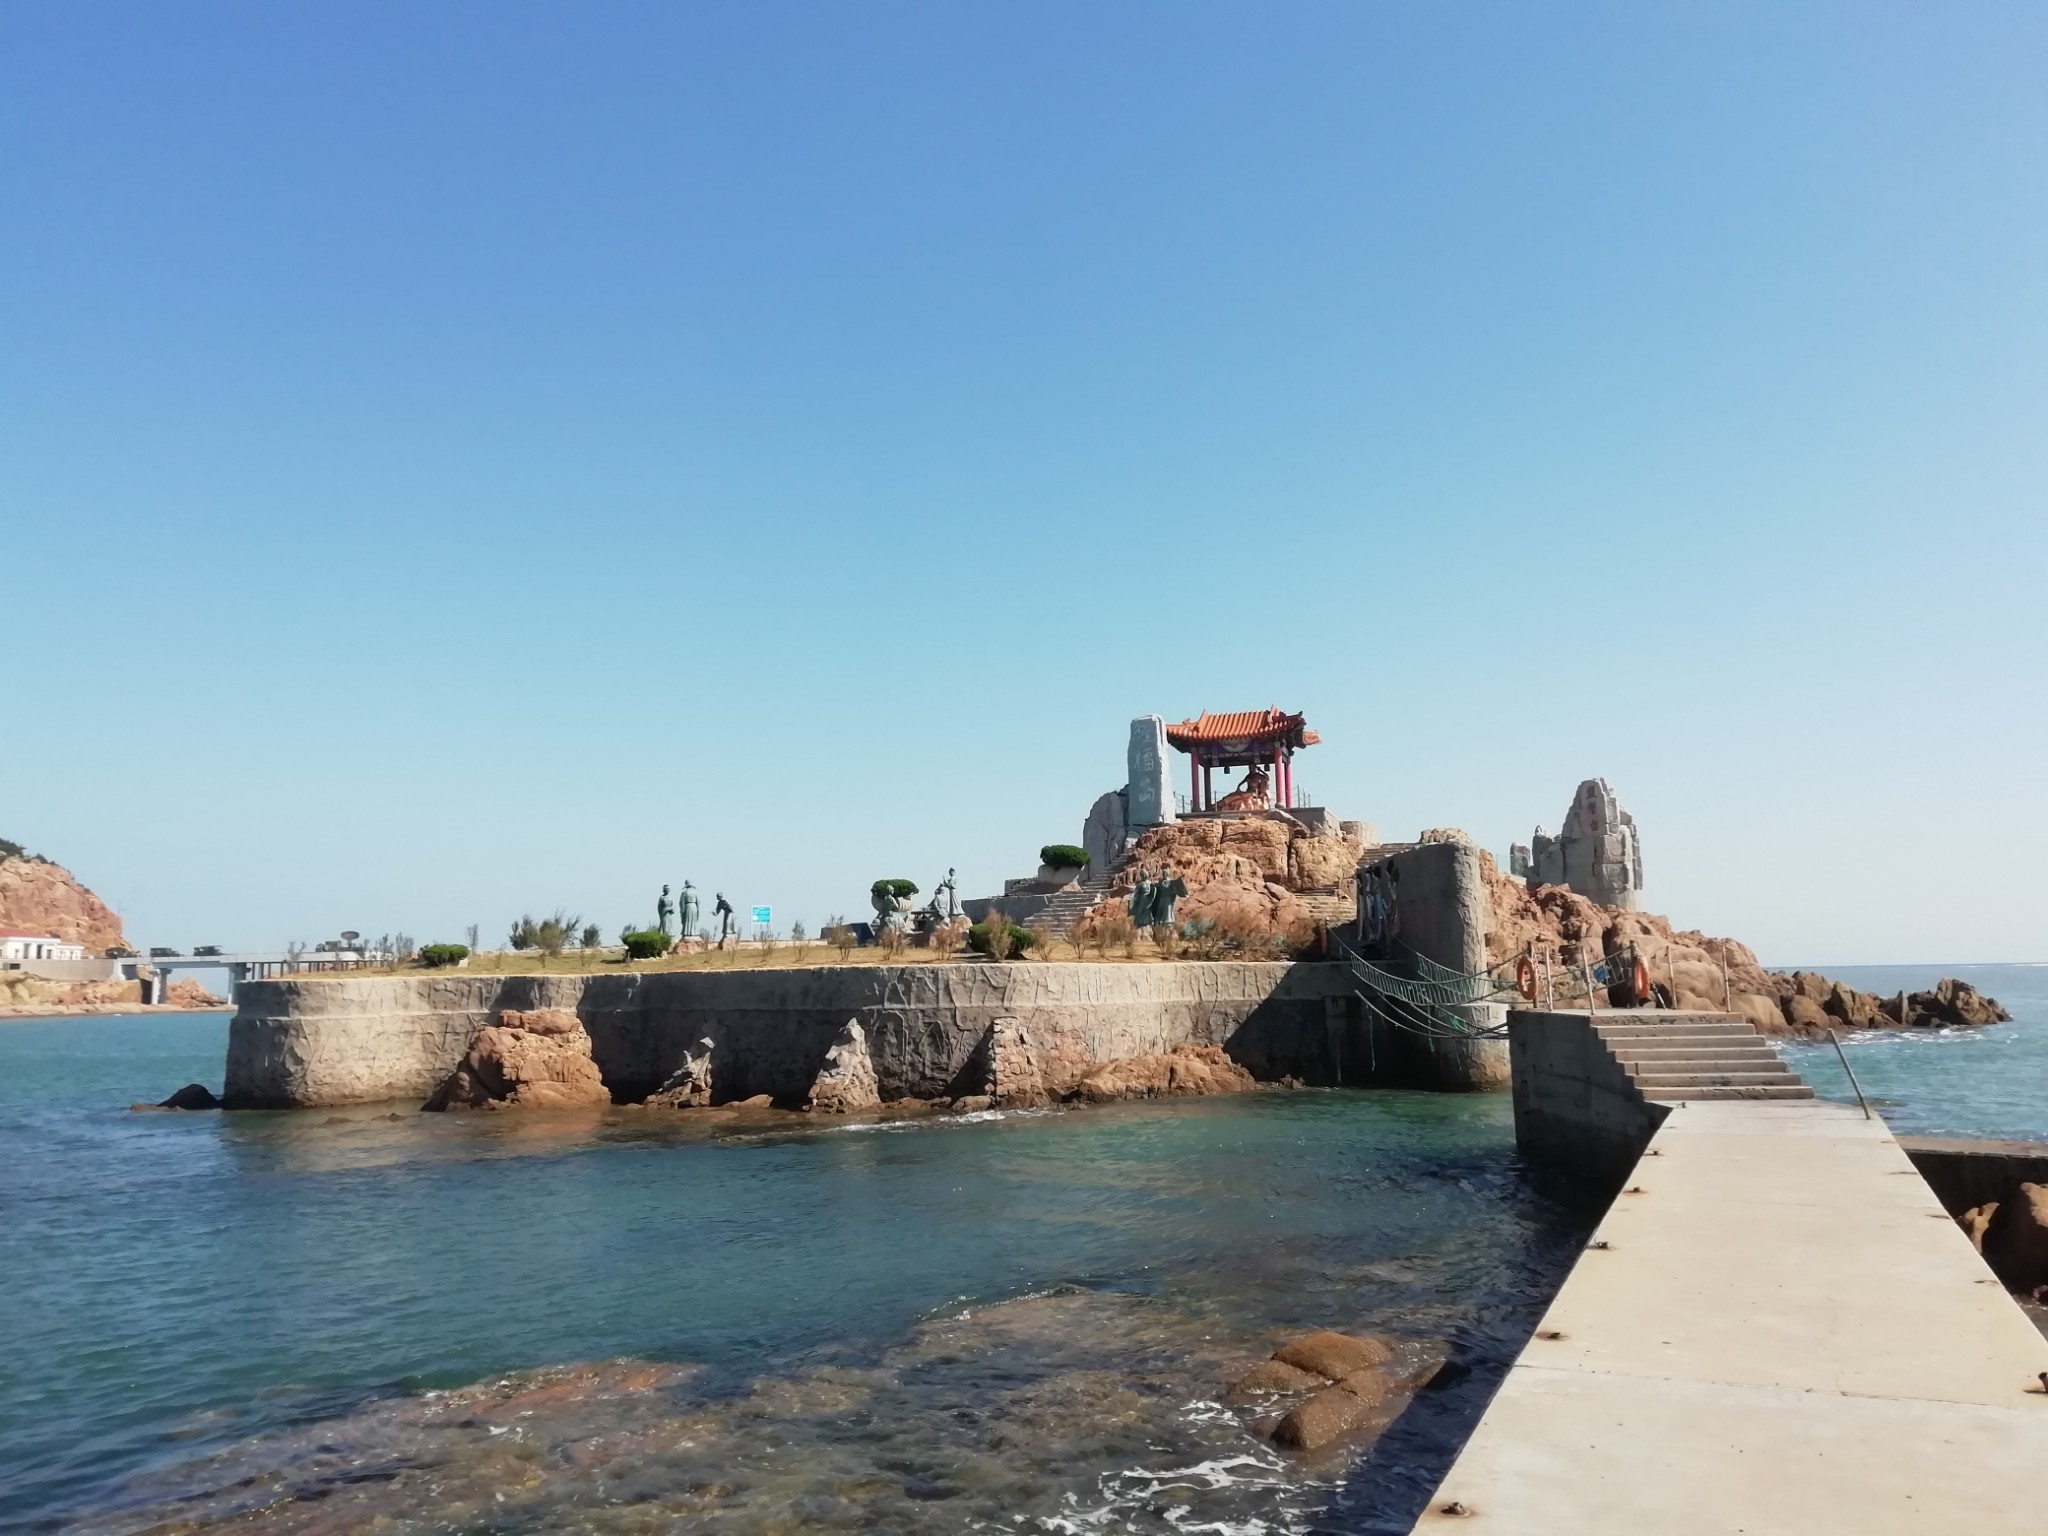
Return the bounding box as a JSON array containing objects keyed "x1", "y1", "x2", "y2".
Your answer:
[{"x1": 751, "y1": 905, "x2": 772, "y2": 925}]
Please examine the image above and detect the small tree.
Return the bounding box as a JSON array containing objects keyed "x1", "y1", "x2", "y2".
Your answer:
[
  {"x1": 580, "y1": 923, "x2": 602, "y2": 951},
  {"x1": 621, "y1": 929, "x2": 669, "y2": 960},
  {"x1": 1040, "y1": 845, "x2": 1088, "y2": 872},
  {"x1": 791, "y1": 919, "x2": 810, "y2": 963},
  {"x1": 824, "y1": 916, "x2": 856, "y2": 959},
  {"x1": 465, "y1": 924, "x2": 480, "y2": 954},
  {"x1": 877, "y1": 922, "x2": 907, "y2": 960}
]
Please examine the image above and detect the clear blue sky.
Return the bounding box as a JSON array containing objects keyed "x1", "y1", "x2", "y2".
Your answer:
[{"x1": 3, "y1": 2, "x2": 2043, "y2": 964}]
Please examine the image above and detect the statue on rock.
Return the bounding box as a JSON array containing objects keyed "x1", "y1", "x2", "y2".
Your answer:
[
  {"x1": 938, "y1": 868, "x2": 960, "y2": 922},
  {"x1": 1213, "y1": 766, "x2": 1273, "y2": 814},
  {"x1": 680, "y1": 881, "x2": 701, "y2": 939},
  {"x1": 713, "y1": 892, "x2": 736, "y2": 944},
  {"x1": 647, "y1": 1037, "x2": 716, "y2": 1108},
  {"x1": 656, "y1": 884, "x2": 675, "y2": 938},
  {"x1": 805, "y1": 1020, "x2": 881, "y2": 1113}
]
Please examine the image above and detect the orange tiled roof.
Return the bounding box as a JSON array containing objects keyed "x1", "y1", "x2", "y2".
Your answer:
[{"x1": 1164, "y1": 709, "x2": 1319, "y2": 750}]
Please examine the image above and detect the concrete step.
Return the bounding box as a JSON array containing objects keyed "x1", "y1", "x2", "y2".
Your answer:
[
  {"x1": 1622, "y1": 1056, "x2": 1785, "y2": 1073},
  {"x1": 1594, "y1": 1022, "x2": 1756, "y2": 1039},
  {"x1": 1606, "y1": 1045, "x2": 1779, "y2": 1063},
  {"x1": 1629, "y1": 1070, "x2": 1800, "y2": 1089},
  {"x1": 1641, "y1": 1083, "x2": 1817, "y2": 1101}
]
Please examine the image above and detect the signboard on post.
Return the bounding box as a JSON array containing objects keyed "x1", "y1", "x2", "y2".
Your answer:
[{"x1": 751, "y1": 905, "x2": 772, "y2": 926}]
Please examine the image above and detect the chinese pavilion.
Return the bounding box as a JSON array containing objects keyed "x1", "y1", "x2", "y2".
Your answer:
[{"x1": 1164, "y1": 708, "x2": 1319, "y2": 813}]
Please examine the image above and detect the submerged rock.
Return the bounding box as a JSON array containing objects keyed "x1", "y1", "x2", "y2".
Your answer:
[
  {"x1": 1227, "y1": 1359, "x2": 1327, "y2": 1397},
  {"x1": 806, "y1": 1021, "x2": 880, "y2": 1114},
  {"x1": 148, "y1": 1083, "x2": 222, "y2": 1111},
  {"x1": 422, "y1": 1009, "x2": 609, "y2": 1111},
  {"x1": 1271, "y1": 1329, "x2": 1394, "y2": 1381}
]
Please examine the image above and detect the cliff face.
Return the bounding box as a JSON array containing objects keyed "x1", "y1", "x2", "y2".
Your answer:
[{"x1": 0, "y1": 850, "x2": 128, "y2": 952}]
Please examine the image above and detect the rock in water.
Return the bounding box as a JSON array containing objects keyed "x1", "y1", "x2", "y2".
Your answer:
[
  {"x1": 1271, "y1": 1330, "x2": 1394, "y2": 1381},
  {"x1": 806, "y1": 1021, "x2": 881, "y2": 1113},
  {"x1": 158, "y1": 1083, "x2": 221, "y2": 1110},
  {"x1": 1065, "y1": 1044, "x2": 1258, "y2": 1104},
  {"x1": 1904, "y1": 978, "x2": 2010, "y2": 1028},
  {"x1": 423, "y1": 1009, "x2": 610, "y2": 1111},
  {"x1": 645, "y1": 1038, "x2": 716, "y2": 1108},
  {"x1": 1228, "y1": 1360, "x2": 1329, "y2": 1398}
]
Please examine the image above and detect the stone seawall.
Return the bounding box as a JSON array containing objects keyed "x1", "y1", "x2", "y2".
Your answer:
[{"x1": 224, "y1": 962, "x2": 1502, "y2": 1109}]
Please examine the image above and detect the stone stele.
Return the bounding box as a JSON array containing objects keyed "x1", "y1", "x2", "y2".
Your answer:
[{"x1": 1125, "y1": 714, "x2": 1176, "y2": 830}]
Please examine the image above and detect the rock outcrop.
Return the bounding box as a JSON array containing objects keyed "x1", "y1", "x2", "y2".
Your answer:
[
  {"x1": 805, "y1": 1021, "x2": 880, "y2": 1113},
  {"x1": 422, "y1": 1009, "x2": 610, "y2": 1111},
  {"x1": 1089, "y1": 815, "x2": 1367, "y2": 938},
  {"x1": 0, "y1": 848, "x2": 127, "y2": 952},
  {"x1": 1480, "y1": 853, "x2": 2009, "y2": 1037},
  {"x1": 644, "y1": 1038, "x2": 717, "y2": 1107},
  {"x1": 986, "y1": 1017, "x2": 1095, "y2": 1107},
  {"x1": 1064, "y1": 1043, "x2": 1258, "y2": 1103}
]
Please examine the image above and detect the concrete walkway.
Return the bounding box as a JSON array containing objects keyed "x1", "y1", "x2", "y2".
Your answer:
[{"x1": 1412, "y1": 1099, "x2": 2048, "y2": 1532}]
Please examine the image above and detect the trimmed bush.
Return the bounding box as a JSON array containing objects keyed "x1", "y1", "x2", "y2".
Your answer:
[
  {"x1": 417, "y1": 943, "x2": 470, "y2": 968},
  {"x1": 1040, "y1": 844, "x2": 1088, "y2": 871},
  {"x1": 620, "y1": 929, "x2": 670, "y2": 960},
  {"x1": 968, "y1": 918, "x2": 1038, "y2": 958},
  {"x1": 871, "y1": 878, "x2": 919, "y2": 901}
]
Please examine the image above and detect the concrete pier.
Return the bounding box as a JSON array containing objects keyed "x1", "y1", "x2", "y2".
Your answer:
[{"x1": 1413, "y1": 1022, "x2": 2048, "y2": 1532}]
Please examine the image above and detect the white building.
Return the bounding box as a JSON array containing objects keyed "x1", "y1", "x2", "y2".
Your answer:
[{"x1": 0, "y1": 930, "x2": 87, "y2": 964}]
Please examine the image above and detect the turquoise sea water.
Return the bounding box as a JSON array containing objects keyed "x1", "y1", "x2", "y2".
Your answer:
[
  {"x1": 0, "y1": 1014, "x2": 1595, "y2": 1536},
  {"x1": 1773, "y1": 962, "x2": 2048, "y2": 1140}
]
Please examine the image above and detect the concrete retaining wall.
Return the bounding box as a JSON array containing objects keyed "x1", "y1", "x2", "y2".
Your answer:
[
  {"x1": 224, "y1": 961, "x2": 1504, "y2": 1109},
  {"x1": 1507, "y1": 1009, "x2": 1670, "y2": 1186},
  {"x1": 1899, "y1": 1136, "x2": 2048, "y2": 1217}
]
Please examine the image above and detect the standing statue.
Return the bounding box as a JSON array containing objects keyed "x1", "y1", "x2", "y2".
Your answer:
[
  {"x1": 656, "y1": 883, "x2": 676, "y2": 938},
  {"x1": 938, "y1": 868, "x2": 960, "y2": 922},
  {"x1": 713, "y1": 892, "x2": 736, "y2": 943},
  {"x1": 1152, "y1": 873, "x2": 1187, "y2": 929},
  {"x1": 1129, "y1": 870, "x2": 1158, "y2": 930},
  {"x1": 680, "y1": 880, "x2": 701, "y2": 939}
]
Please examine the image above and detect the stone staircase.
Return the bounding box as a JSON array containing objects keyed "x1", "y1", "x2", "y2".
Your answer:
[
  {"x1": 1018, "y1": 874, "x2": 1116, "y2": 935},
  {"x1": 1592, "y1": 1013, "x2": 1815, "y2": 1102}
]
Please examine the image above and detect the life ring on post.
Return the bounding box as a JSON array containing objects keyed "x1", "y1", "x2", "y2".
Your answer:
[
  {"x1": 1515, "y1": 955, "x2": 1538, "y2": 1002},
  {"x1": 1632, "y1": 957, "x2": 1652, "y2": 1005}
]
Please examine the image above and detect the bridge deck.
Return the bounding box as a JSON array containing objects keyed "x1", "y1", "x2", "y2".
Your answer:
[{"x1": 1411, "y1": 1099, "x2": 2048, "y2": 1532}]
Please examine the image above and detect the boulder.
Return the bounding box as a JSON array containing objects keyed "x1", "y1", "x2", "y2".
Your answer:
[
  {"x1": 1228, "y1": 1359, "x2": 1328, "y2": 1397},
  {"x1": 424, "y1": 1009, "x2": 610, "y2": 1111},
  {"x1": 1982, "y1": 1183, "x2": 2048, "y2": 1293},
  {"x1": 1271, "y1": 1384, "x2": 1368, "y2": 1450},
  {"x1": 645, "y1": 1038, "x2": 717, "y2": 1108},
  {"x1": 1824, "y1": 981, "x2": 1881, "y2": 1028},
  {"x1": 1781, "y1": 995, "x2": 1833, "y2": 1034},
  {"x1": 1959, "y1": 1203, "x2": 1998, "y2": 1254},
  {"x1": 157, "y1": 1082, "x2": 221, "y2": 1110},
  {"x1": 806, "y1": 1021, "x2": 881, "y2": 1113},
  {"x1": 1904, "y1": 978, "x2": 2010, "y2": 1029},
  {"x1": 1271, "y1": 1330, "x2": 1394, "y2": 1381},
  {"x1": 1729, "y1": 993, "x2": 1785, "y2": 1035},
  {"x1": 1065, "y1": 1044, "x2": 1258, "y2": 1104}
]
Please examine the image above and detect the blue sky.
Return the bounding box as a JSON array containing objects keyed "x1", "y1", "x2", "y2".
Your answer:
[{"x1": 3, "y1": 1, "x2": 2043, "y2": 964}]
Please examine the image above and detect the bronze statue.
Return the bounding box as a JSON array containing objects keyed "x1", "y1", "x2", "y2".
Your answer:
[
  {"x1": 1152, "y1": 873, "x2": 1187, "y2": 928},
  {"x1": 656, "y1": 884, "x2": 675, "y2": 938},
  {"x1": 680, "y1": 881, "x2": 700, "y2": 938},
  {"x1": 1129, "y1": 870, "x2": 1158, "y2": 929},
  {"x1": 713, "y1": 892, "x2": 735, "y2": 942}
]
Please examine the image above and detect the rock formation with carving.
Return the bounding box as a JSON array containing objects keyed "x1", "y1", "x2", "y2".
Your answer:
[
  {"x1": 1517, "y1": 778, "x2": 1643, "y2": 911},
  {"x1": 806, "y1": 1021, "x2": 881, "y2": 1113},
  {"x1": 645, "y1": 1037, "x2": 717, "y2": 1107},
  {"x1": 423, "y1": 1009, "x2": 610, "y2": 1111}
]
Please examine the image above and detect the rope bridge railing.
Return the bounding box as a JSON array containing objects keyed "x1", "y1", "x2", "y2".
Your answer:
[{"x1": 1342, "y1": 942, "x2": 1514, "y2": 1039}]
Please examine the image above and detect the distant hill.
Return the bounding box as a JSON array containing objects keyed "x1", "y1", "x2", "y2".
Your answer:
[{"x1": 0, "y1": 843, "x2": 128, "y2": 953}]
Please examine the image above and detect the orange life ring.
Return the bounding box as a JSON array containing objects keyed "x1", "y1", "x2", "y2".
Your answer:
[
  {"x1": 1515, "y1": 955, "x2": 1538, "y2": 1001},
  {"x1": 1633, "y1": 957, "x2": 1652, "y2": 1002}
]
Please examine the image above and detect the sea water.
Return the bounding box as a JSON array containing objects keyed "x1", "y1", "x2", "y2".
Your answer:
[
  {"x1": 1773, "y1": 962, "x2": 2048, "y2": 1140},
  {"x1": 1, "y1": 1014, "x2": 1594, "y2": 1536}
]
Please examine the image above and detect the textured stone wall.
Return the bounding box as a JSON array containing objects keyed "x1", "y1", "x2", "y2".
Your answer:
[
  {"x1": 1507, "y1": 1009, "x2": 1670, "y2": 1187},
  {"x1": 225, "y1": 962, "x2": 1407, "y2": 1109}
]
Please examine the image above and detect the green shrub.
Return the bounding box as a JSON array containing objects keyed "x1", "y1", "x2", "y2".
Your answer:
[
  {"x1": 871, "y1": 878, "x2": 918, "y2": 901},
  {"x1": 968, "y1": 918, "x2": 1038, "y2": 958},
  {"x1": 417, "y1": 943, "x2": 470, "y2": 968},
  {"x1": 1040, "y1": 844, "x2": 1087, "y2": 870},
  {"x1": 620, "y1": 929, "x2": 670, "y2": 960}
]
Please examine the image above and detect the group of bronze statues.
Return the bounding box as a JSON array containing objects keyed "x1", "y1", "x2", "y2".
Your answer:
[
  {"x1": 1127, "y1": 865, "x2": 1188, "y2": 929},
  {"x1": 655, "y1": 881, "x2": 736, "y2": 944}
]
